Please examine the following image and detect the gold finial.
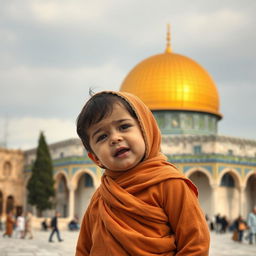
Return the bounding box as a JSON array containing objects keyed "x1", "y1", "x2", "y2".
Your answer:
[{"x1": 165, "y1": 24, "x2": 172, "y2": 53}]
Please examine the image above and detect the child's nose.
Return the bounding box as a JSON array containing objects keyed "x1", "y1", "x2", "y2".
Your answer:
[{"x1": 110, "y1": 133, "x2": 122, "y2": 145}]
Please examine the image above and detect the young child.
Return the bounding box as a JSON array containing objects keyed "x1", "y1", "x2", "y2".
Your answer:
[{"x1": 76, "y1": 91, "x2": 210, "y2": 256}]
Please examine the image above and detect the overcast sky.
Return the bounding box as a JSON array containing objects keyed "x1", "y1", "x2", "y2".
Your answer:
[{"x1": 0, "y1": 0, "x2": 256, "y2": 150}]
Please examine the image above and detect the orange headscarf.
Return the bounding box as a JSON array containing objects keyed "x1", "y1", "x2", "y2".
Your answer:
[
  {"x1": 76, "y1": 91, "x2": 209, "y2": 256},
  {"x1": 76, "y1": 91, "x2": 204, "y2": 256}
]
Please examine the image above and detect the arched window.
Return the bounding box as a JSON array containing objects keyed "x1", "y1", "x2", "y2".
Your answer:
[
  {"x1": 193, "y1": 145, "x2": 202, "y2": 154},
  {"x1": 84, "y1": 173, "x2": 93, "y2": 187},
  {"x1": 3, "y1": 161, "x2": 12, "y2": 177},
  {"x1": 220, "y1": 173, "x2": 235, "y2": 187}
]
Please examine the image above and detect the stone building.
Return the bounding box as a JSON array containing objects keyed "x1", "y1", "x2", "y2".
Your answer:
[
  {"x1": 1, "y1": 30, "x2": 256, "y2": 226},
  {"x1": 23, "y1": 139, "x2": 102, "y2": 223},
  {"x1": 0, "y1": 148, "x2": 24, "y2": 218}
]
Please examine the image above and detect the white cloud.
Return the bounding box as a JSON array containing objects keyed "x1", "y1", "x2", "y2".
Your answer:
[
  {"x1": 0, "y1": 0, "x2": 256, "y2": 149},
  {"x1": 29, "y1": 0, "x2": 109, "y2": 25},
  {"x1": 0, "y1": 116, "x2": 77, "y2": 150},
  {"x1": 2, "y1": 0, "x2": 118, "y2": 27},
  {"x1": 0, "y1": 63, "x2": 124, "y2": 118},
  {"x1": 0, "y1": 62, "x2": 124, "y2": 149},
  {"x1": 175, "y1": 8, "x2": 249, "y2": 50}
]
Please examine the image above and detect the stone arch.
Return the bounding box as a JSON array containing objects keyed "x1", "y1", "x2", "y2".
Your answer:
[
  {"x1": 186, "y1": 167, "x2": 213, "y2": 217},
  {"x1": 71, "y1": 169, "x2": 98, "y2": 221},
  {"x1": 54, "y1": 171, "x2": 70, "y2": 218},
  {"x1": 54, "y1": 170, "x2": 70, "y2": 189},
  {"x1": 244, "y1": 170, "x2": 256, "y2": 188},
  {"x1": 244, "y1": 172, "x2": 256, "y2": 216},
  {"x1": 217, "y1": 169, "x2": 241, "y2": 220},
  {"x1": 71, "y1": 168, "x2": 99, "y2": 190},
  {"x1": 217, "y1": 168, "x2": 242, "y2": 188},
  {"x1": 185, "y1": 167, "x2": 214, "y2": 187}
]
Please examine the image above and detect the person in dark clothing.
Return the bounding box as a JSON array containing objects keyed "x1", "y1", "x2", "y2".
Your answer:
[
  {"x1": 48, "y1": 212, "x2": 63, "y2": 242},
  {"x1": 234, "y1": 215, "x2": 247, "y2": 242},
  {"x1": 215, "y1": 213, "x2": 222, "y2": 233},
  {"x1": 41, "y1": 218, "x2": 48, "y2": 231},
  {"x1": 220, "y1": 215, "x2": 229, "y2": 233},
  {"x1": 68, "y1": 219, "x2": 79, "y2": 231}
]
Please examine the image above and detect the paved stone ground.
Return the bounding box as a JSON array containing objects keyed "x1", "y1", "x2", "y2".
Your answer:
[
  {"x1": 210, "y1": 232, "x2": 256, "y2": 256},
  {"x1": 0, "y1": 230, "x2": 256, "y2": 255}
]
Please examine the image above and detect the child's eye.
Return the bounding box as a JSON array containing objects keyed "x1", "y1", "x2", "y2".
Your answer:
[
  {"x1": 120, "y1": 123, "x2": 132, "y2": 131},
  {"x1": 96, "y1": 134, "x2": 107, "y2": 142}
]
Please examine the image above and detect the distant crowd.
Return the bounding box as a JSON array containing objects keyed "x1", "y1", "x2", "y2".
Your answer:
[
  {"x1": 41, "y1": 214, "x2": 79, "y2": 232},
  {"x1": 1, "y1": 206, "x2": 255, "y2": 245},
  {"x1": 1, "y1": 210, "x2": 33, "y2": 239},
  {"x1": 0, "y1": 210, "x2": 80, "y2": 242},
  {"x1": 206, "y1": 206, "x2": 256, "y2": 245}
]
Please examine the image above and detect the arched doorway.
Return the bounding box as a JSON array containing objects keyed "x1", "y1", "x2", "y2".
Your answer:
[
  {"x1": 56, "y1": 175, "x2": 69, "y2": 218},
  {"x1": 245, "y1": 173, "x2": 256, "y2": 216},
  {"x1": 6, "y1": 195, "x2": 14, "y2": 214},
  {"x1": 75, "y1": 173, "x2": 95, "y2": 221},
  {"x1": 218, "y1": 172, "x2": 239, "y2": 220},
  {"x1": 0, "y1": 191, "x2": 3, "y2": 215},
  {"x1": 188, "y1": 171, "x2": 212, "y2": 217}
]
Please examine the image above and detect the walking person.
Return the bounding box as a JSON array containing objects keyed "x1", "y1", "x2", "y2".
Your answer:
[
  {"x1": 2, "y1": 210, "x2": 15, "y2": 238},
  {"x1": 247, "y1": 206, "x2": 256, "y2": 244},
  {"x1": 220, "y1": 215, "x2": 229, "y2": 233},
  {"x1": 237, "y1": 216, "x2": 247, "y2": 242},
  {"x1": 210, "y1": 216, "x2": 215, "y2": 231},
  {"x1": 215, "y1": 213, "x2": 222, "y2": 233},
  {"x1": 15, "y1": 212, "x2": 25, "y2": 238},
  {"x1": 23, "y1": 211, "x2": 33, "y2": 239},
  {"x1": 48, "y1": 211, "x2": 63, "y2": 242}
]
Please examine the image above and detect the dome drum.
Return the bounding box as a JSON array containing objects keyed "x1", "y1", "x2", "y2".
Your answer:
[{"x1": 153, "y1": 110, "x2": 218, "y2": 135}]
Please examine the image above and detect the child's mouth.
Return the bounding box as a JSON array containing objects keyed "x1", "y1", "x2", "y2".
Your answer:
[{"x1": 114, "y1": 148, "x2": 130, "y2": 157}]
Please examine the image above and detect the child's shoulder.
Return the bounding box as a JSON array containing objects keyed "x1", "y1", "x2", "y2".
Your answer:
[
  {"x1": 160, "y1": 177, "x2": 193, "y2": 190},
  {"x1": 158, "y1": 178, "x2": 197, "y2": 201},
  {"x1": 87, "y1": 187, "x2": 101, "y2": 209},
  {"x1": 89, "y1": 187, "x2": 101, "y2": 201}
]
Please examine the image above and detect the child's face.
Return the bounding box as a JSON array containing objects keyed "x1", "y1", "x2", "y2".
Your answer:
[{"x1": 88, "y1": 103, "x2": 146, "y2": 171}]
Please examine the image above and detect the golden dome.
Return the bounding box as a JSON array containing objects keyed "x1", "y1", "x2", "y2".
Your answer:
[{"x1": 120, "y1": 32, "x2": 222, "y2": 119}]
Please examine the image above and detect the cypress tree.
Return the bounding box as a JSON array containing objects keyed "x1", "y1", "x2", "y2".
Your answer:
[{"x1": 27, "y1": 132, "x2": 55, "y2": 215}]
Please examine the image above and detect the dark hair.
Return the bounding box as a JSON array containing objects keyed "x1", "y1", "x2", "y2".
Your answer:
[{"x1": 77, "y1": 93, "x2": 137, "y2": 152}]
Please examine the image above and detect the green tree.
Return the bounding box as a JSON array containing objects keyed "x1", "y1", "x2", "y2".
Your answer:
[{"x1": 27, "y1": 132, "x2": 55, "y2": 215}]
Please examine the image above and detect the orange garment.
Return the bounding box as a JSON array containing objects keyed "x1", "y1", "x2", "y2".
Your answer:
[
  {"x1": 76, "y1": 91, "x2": 210, "y2": 256},
  {"x1": 4, "y1": 213, "x2": 15, "y2": 237}
]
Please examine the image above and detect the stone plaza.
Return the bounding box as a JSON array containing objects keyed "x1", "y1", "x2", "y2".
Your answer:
[{"x1": 0, "y1": 230, "x2": 256, "y2": 256}]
